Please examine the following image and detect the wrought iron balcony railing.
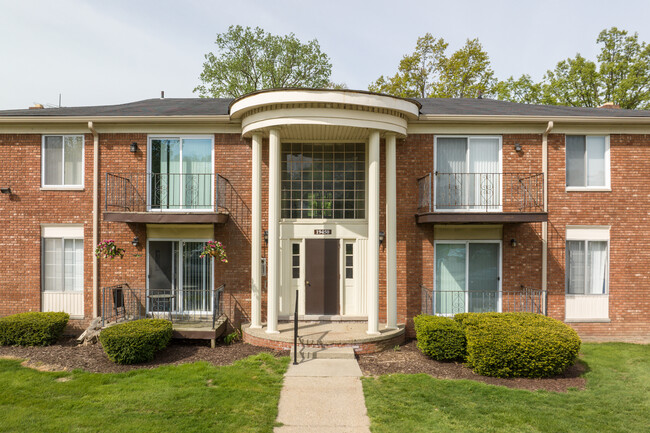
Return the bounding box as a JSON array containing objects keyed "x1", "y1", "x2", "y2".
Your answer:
[
  {"x1": 420, "y1": 284, "x2": 546, "y2": 316},
  {"x1": 417, "y1": 172, "x2": 544, "y2": 213},
  {"x1": 105, "y1": 173, "x2": 229, "y2": 213}
]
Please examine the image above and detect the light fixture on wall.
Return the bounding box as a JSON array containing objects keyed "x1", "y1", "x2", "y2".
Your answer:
[
  {"x1": 130, "y1": 142, "x2": 138, "y2": 153},
  {"x1": 132, "y1": 236, "x2": 139, "y2": 247},
  {"x1": 264, "y1": 230, "x2": 268, "y2": 244},
  {"x1": 514, "y1": 143, "x2": 523, "y2": 153},
  {"x1": 0, "y1": 187, "x2": 11, "y2": 194},
  {"x1": 379, "y1": 231, "x2": 385, "y2": 246},
  {"x1": 511, "y1": 238, "x2": 517, "y2": 248}
]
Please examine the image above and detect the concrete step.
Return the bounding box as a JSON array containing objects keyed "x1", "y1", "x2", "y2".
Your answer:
[{"x1": 297, "y1": 347, "x2": 356, "y2": 360}]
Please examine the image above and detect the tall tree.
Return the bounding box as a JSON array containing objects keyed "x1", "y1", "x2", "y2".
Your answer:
[
  {"x1": 496, "y1": 27, "x2": 650, "y2": 109},
  {"x1": 369, "y1": 35, "x2": 495, "y2": 98},
  {"x1": 194, "y1": 26, "x2": 333, "y2": 98}
]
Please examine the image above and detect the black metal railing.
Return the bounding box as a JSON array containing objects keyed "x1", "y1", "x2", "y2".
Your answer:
[
  {"x1": 101, "y1": 283, "x2": 225, "y2": 327},
  {"x1": 417, "y1": 172, "x2": 544, "y2": 213},
  {"x1": 420, "y1": 284, "x2": 546, "y2": 316},
  {"x1": 105, "y1": 173, "x2": 229, "y2": 212}
]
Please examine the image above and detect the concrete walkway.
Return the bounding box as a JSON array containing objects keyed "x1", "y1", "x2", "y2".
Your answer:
[{"x1": 275, "y1": 356, "x2": 371, "y2": 433}]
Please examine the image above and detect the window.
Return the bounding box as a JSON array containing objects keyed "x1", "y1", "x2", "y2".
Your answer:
[
  {"x1": 281, "y1": 143, "x2": 365, "y2": 219},
  {"x1": 43, "y1": 238, "x2": 84, "y2": 292},
  {"x1": 565, "y1": 226, "x2": 609, "y2": 321},
  {"x1": 434, "y1": 136, "x2": 501, "y2": 211},
  {"x1": 42, "y1": 135, "x2": 84, "y2": 187},
  {"x1": 345, "y1": 243, "x2": 353, "y2": 279},
  {"x1": 566, "y1": 135, "x2": 610, "y2": 189},
  {"x1": 292, "y1": 243, "x2": 300, "y2": 279},
  {"x1": 566, "y1": 241, "x2": 608, "y2": 295},
  {"x1": 148, "y1": 136, "x2": 214, "y2": 210}
]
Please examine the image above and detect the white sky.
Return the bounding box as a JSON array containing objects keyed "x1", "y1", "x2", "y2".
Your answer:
[{"x1": 1, "y1": 0, "x2": 649, "y2": 110}]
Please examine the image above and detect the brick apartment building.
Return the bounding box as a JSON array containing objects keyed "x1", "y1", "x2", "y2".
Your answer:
[{"x1": 0, "y1": 89, "x2": 648, "y2": 345}]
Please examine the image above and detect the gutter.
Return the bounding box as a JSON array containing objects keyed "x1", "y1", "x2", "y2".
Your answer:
[
  {"x1": 542, "y1": 121, "x2": 554, "y2": 316},
  {"x1": 87, "y1": 122, "x2": 99, "y2": 318}
]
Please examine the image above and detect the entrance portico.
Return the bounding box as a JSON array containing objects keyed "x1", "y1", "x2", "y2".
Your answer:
[{"x1": 230, "y1": 89, "x2": 420, "y2": 335}]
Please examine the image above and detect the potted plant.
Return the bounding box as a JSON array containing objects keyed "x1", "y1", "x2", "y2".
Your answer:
[
  {"x1": 95, "y1": 239, "x2": 125, "y2": 260},
  {"x1": 200, "y1": 241, "x2": 228, "y2": 263}
]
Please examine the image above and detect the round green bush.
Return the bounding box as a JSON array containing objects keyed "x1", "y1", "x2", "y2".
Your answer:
[
  {"x1": 0, "y1": 312, "x2": 69, "y2": 346},
  {"x1": 414, "y1": 314, "x2": 466, "y2": 361},
  {"x1": 99, "y1": 319, "x2": 172, "y2": 365},
  {"x1": 460, "y1": 313, "x2": 581, "y2": 378}
]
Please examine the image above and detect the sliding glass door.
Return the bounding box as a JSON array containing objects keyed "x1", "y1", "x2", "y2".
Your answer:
[
  {"x1": 435, "y1": 136, "x2": 501, "y2": 211},
  {"x1": 149, "y1": 136, "x2": 213, "y2": 211},
  {"x1": 147, "y1": 240, "x2": 213, "y2": 315},
  {"x1": 434, "y1": 241, "x2": 501, "y2": 315}
]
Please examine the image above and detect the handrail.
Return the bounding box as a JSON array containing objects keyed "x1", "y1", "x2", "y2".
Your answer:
[
  {"x1": 212, "y1": 284, "x2": 226, "y2": 329},
  {"x1": 293, "y1": 289, "x2": 299, "y2": 365}
]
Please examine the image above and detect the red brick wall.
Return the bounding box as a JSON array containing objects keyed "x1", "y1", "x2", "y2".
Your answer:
[
  {"x1": 0, "y1": 133, "x2": 94, "y2": 319},
  {"x1": 1, "y1": 130, "x2": 648, "y2": 340}
]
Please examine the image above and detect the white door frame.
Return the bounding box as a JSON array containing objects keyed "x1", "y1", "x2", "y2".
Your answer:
[
  {"x1": 145, "y1": 238, "x2": 214, "y2": 314},
  {"x1": 433, "y1": 239, "x2": 503, "y2": 315}
]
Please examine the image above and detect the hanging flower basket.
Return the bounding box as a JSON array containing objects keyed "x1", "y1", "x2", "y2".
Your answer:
[
  {"x1": 200, "y1": 241, "x2": 228, "y2": 263},
  {"x1": 95, "y1": 240, "x2": 125, "y2": 260}
]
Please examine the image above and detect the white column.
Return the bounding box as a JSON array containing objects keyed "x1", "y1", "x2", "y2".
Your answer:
[
  {"x1": 250, "y1": 133, "x2": 262, "y2": 328},
  {"x1": 367, "y1": 131, "x2": 380, "y2": 335},
  {"x1": 267, "y1": 129, "x2": 280, "y2": 334},
  {"x1": 385, "y1": 133, "x2": 397, "y2": 329}
]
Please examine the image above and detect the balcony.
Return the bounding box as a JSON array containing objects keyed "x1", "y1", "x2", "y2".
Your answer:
[
  {"x1": 103, "y1": 173, "x2": 230, "y2": 224},
  {"x1": 416, "y1": 172, "x2": 547, "y2": 224}
]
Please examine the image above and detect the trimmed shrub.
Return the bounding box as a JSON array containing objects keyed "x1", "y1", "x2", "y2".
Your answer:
[
  {"x1": 459, "y1": 312, "x2": 581, "y2": 378},
  {"x1": 414, "y1": 315, "x2": 466, "y2": 361},
  {"x1": 0, "y1": 312, "x2": 69, "y2": 346},
  {"x1": 99, "y1": 319, "x2": 172, "y2": 365}
]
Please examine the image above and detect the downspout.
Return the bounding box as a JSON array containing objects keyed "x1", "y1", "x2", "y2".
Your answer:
[
  {"x1": 542, "y1": 121, "x2": 553, "y2": 315},
  {"x1": 88, "y1": 122, "x2": 99, "y2": 318}
]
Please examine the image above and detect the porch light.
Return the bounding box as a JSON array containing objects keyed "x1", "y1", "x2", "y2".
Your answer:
[
  {"x1": 379, "y1": 231, "x2": 385, "y2": 246},
  {"x1": 264, "y1": 230, "x2": 268, "y2": 244},
  {"x1": 514, "y1": 143, "x2": 522, "y2": 153},
  {"x1": 0, "y1": 187, "x2": 11, "y2": 194},
  {"x1": 130, "y1": 142, "x2": 138, "y2": 153},
  {"x1": 511, "y1": 238, "x2": 517, "y2": 247},
  {"x1": 131, "y1": 236, "x2": 139, "y2": 247}
]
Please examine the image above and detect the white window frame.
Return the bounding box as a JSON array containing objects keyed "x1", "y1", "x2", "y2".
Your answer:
[
  {"x1": 565, "y1": 135, "x2": 611, "y2": 192},
  {"x1": 433, "y1": 135, "x2": 503, "y2": 212},
  {"x1": 41, "y1": 135, "x2": 85, "y2": 189},
  {"x1": 146, "y1": 135, "x2": 215, "y2": 212},
  {"x1": 41, "y1": 225, "x2": 84, "y2": 293},
  {"x1": 565, "y1": 226, "x2": 610, "y2": 322}
]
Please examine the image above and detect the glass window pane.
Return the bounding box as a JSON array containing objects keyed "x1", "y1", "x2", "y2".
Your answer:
[
  {"x1": 587, "y1": 241, "x2": 608, "y2": 294},
  {"x1": 436, "y1": 138, "x2": 467, "y2": 209},
  {"x1": 150, "y1": 139, "x2": 181, "y2": 209},
  {"x1": 44, "y1": 136, "x2": 63, "y2": 185},
  {"x1": 63, "y1": 136, "x2": 83, "y2": 185},
  {"x1": 586, "y1": 136, "x2": 606, "y2": 187},
  {"x1": 566, "y1": 136, "x2": 586, "y2": 187},
  {"x1": 43, "y1": 238, "x2": 63, "y2": 291},
  {"x1": 435, "y1": 243, "x2": 466, "y2": 315},
  {"x1": 182, "y1": 138, "x2": 213, "y2": 209},
  {"x1": 566, "y1": 241, "x2": 585, "y2": 294}
]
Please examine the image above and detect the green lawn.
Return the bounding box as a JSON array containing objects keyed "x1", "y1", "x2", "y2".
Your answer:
[
  {"x1": 0, "y1": 353, "x2": 289, "y2": 433},
  {"x1": 362, "y1": 343, "x2": 650, "y2": 433}
]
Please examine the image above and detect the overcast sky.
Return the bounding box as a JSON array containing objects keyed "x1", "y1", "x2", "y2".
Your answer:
[{"x1": 1, "y1": 0, "x2": 649, "y2": 110}]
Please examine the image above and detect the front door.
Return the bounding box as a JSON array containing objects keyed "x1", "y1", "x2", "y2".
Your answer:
[{"x1": 305, "y1": 239, "x2": 339, "y2": 315}]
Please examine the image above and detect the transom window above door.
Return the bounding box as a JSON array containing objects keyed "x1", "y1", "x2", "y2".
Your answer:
[
  {"x1": 148, "y1": 136, "x2": 214, "y2": 211},
  {"x1": 281, "y1": 143, "x2": 365, "y2": 219},
  {"x1": 434, "y1": 136, "x2": 501, "y2": 211}
]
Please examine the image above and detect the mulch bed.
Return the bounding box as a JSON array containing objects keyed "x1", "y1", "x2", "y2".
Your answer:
[
  {"x1": 0, "y1": 337, "x2": 288, "y2": 374},
  {"x1": 358, "y1": 340, "x2": 586, "y2": 392}
]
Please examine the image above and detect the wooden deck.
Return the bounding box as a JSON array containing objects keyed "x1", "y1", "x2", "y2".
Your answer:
[{"x1": 172, "y1": 316, "x2": 228, "y2": 347}]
